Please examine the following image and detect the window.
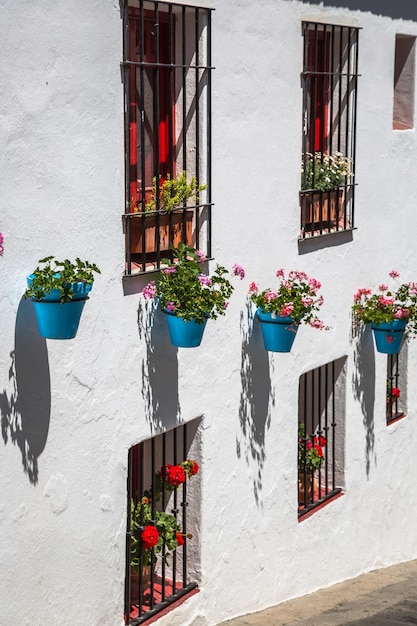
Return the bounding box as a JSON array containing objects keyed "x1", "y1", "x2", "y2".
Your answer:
[
  {"x1": 393, "y1": 34, "x2": 416, "y2": 130},
  {"x1": 387, "y1": 347, "x2": 407, "y2": 424},
  {"x1": 298, "y1": 358, "x2": 346, "y2": 518},
  {"x1": 122, "y1": 1, "x2": 213, "y2": 275},
  {"x1": 300, "y1": 22, "x2": 359, "y2": 238},
  {"x1": 124, "y1": 422, "x2": 201, "y2": 624}
]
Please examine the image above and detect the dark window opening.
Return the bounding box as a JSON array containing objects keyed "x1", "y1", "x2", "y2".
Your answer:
[
  {"x1": 387, "y1": 350, "x2": 407, "y2": 424},
  {"x1": 298, "y1": 358, "x2": 345, "y2": 518},
  {"x1": 300, "y1": 22, "x2": 359, "y2": 238},
  {"x1": 122, "y1": 1, "x2": 213, "y2": 275},
  {"x1": 124, "y1": 422, "x2": 201, "y2": 624}
]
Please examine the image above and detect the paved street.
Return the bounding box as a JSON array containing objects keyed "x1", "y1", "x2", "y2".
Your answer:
[{"x1": 217, "y1": 559, "x2": 417, "y2": 626}]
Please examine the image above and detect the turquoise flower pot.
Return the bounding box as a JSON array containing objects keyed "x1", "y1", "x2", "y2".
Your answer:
[
  {"x1": 371, "y1": 319, "x2": 406, "y2": 354},
  {"x1": 256, "y1": 309, "x2": 299, "y2": 352},
  {"x1": 26, "y1": 275, "x2": 93, "y2": 301},
  {"x1": 32, "y1": 299, "x2": 88, "y2": 339},
  {"x1": 163, "y1": 310, "x2": 208, "y2": 347}
]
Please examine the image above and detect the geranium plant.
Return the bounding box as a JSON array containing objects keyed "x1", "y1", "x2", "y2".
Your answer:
[
  {"x1": 301, "y1": 151, "x2": 353, "y2": 192},
  {"x1": 248, "y1": 269, "x2": 327, "y2": 329},
  {"x1": 24, "y1": 256, "x2": 100, "y2": 303},
  {"x1": 298, "y1": 423, "x2": 327, "y2": 474},
  {"x1": 131, "y1": 171, "x2": 207, "y2": 213},
  {"x1": 352, "y1": 271, "x2": 417, "y2": 337},
  {"x1": 130, "y1": 459, "x2": 199, "y2": 569},
  {"x1": 142, "y1": 243, "x2": 244, "y2": 323}
]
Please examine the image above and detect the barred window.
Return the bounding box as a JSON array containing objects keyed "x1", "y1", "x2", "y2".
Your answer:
[
  {"x1": 298, "y1": 358, "x2": 346, "y2": 518},
  {"x1": 122, "y1": 1, "x2": 213, "y2": 275},
  {"x1": 387, "y1": 348, "x2": 407, "y2": 424},
  {"x1": 125, "y1": 422, "x2": 201, "y2": 624},
  {"x1": 300, "y1": 22, "x2": 359, "y2": 238}
]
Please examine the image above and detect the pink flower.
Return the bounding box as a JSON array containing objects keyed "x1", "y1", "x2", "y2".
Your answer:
[
  {"x1": 301, "y1": 296, "x2": 314, "y2": 307},
  {"x1": 310, "y1": 318, "x2": 325, "y2": 329},
  {"x1": 378, "y1": 284, "x2": 388, "y2": 292},
  {"x1": 248, "y1": 282, "x2": 258, "y2": 294},
  {"x1": 163, "y1": 266, "x2": 177, "y2": 274},
  {"x1": 308, "y1": 277, "x2": 322, "y2": 292},
  {"x1": 232, "y1": 263, "x2": 245, "y2": 279},
  {"x1": 280, "y1": 304, "x2": 294, "y2": 317},
  {"x1": 389, "y1": 270, "x2": 400, "y2": 279},
  {"x1": 276, "y1": 269, "x2": 285, "y2": 278},
  {"x1": 166, "y1": 301, "x2": 176, "y2": 312},
  {"x1": 198, "y1": 274, "x2": 212, "y2": 287},
  {"x1": 224, "y1": 301, "x2": 229, "y2": 309},
  {"x1": 378, "y1": 296, "x2": 395, "y2": 306},
  {"x1": 265, "y1": 290, "x2": 278, "y2": 302},
  {"x1": 195, "y1": 250, "x2": 207, "y2": 262},
  {"x1": 394, "y1": 308, "x2": 409, "y2": 318},
  {"x1": 0, "y1": 232, "x2": 3, "y2": 256},
  {"x1": 142, "y1": 281, "x2": 157, "y2": 299}
]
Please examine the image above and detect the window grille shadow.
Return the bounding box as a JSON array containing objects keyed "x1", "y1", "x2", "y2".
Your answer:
[
  {"x1": 137, "y1": 299, "x2": 181, "y2": 433},
  {"x1": 0, "y1": 297, "x2": 51, "y2": 485},
  {"x1": 237, "y1": 305, "x2": 274, "y2": 506},
  {"x1": 352, "y1": 323, "x2": 376, "y2": 477}
]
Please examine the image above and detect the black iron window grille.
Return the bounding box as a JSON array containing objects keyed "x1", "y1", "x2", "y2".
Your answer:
[
  {"x1": 387, "y1": 350, "x2": 406, "y2": 424},
  {"x1": 122, "y1": 0, "x2": 213, "y2": 275},
  {"x1": 125, "y1": 423, "x2": 200, "y2": 624},
  {"x1": 298, "y1": 358, "x2": 345, "y2": 518},
  {"x1": 300, "y1": 22, "x2": 359, "y2": 238}
]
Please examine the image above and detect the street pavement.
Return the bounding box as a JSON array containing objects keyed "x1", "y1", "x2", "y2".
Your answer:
[{"x1": 216, "y1": 559, "x2": 417, "y2": 626}]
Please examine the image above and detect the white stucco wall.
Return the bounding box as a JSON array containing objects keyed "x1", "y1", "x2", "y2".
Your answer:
[{"x1": 2, "y1": 1, "x2": 417, "y2": 625}]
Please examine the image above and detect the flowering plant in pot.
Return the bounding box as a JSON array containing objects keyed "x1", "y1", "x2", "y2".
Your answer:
[
  {"x1": 24, "y1": 256, "x2": 100, "y2": 339},
  {"x1": 142, "y1": 243, "x2": 244, "y2": 347},
  {"x1": 352, "y1": 271, "x2": 417, "y2": 353},
  {"x1": 298, "y1": 423, "x2": 326, "y2": 502},
  {"x1": 129, "y1": 458, "x2": 199, "y2": 601},
  {"x1": 301, "y1": 151, "x2": 353, "y2": 192},
  {"x1": 248, "y1": 269, "x2": 327, "y2": 352}
]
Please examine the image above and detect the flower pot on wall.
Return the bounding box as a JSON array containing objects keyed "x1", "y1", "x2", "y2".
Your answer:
[
  {"x1": 256, "y1": 309, "x2": 299, "y2": 352},
  {"x1": 130, "y1": 564, "x2": 154, "y2": 605},
  {"x1": 163, "y1": 310, "x2": 208, "y2": 348},
  {"x1": 130, "y1": 210, "x2": 193, "y2": 255},
  {"x1": 298, "y1": 472, "x2": 318, "y2": 503},
  {"x1": 301, "y1": 189, "x2": 343, "y2": 230},
  {"x1": 371, "y1": 319, "x2": 406, "y2": 354}
]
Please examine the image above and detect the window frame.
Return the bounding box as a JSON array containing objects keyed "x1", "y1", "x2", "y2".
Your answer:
[
  {"x1": 300, "y1": 21, "x2": 360, "y2": 238},
  {"x1": 122, "y1": 0, "x2": 213, "y2": 275}
]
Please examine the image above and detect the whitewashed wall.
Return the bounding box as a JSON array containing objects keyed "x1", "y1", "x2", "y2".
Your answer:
[{"x1": 2, "y1": 1, "x2": 417, "y2": 625}]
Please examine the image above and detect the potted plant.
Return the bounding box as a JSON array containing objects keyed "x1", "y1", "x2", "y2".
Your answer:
[
  {"x1": 298, "y1": 423, "x2": 326, "y2": 503},
  {"x1": 129, "y1": 171, "x2": 207, "y2": 256},
  {"x1": 352, "y1": 271, "x2": 417, "y2": 354},
  {"x1": 248, "y1": 269, "x2": 327, "y2": 352},
  {"x1": 24, "y1": 256, "x2": 100, "y2": 339},
  {"x1": 300, "y1": 151, "x2": 353, "y2": 229},
  {"x1": 141, "y1": 243, "x2": 244, "y2": 347},
  {"x1": 129, "y1": 459, "x2": 199, "y2": 603}
]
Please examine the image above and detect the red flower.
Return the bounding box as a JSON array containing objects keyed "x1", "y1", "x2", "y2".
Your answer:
[
  {"x1": 315, "y1": 445, "x2": 324, "y2": 458},
  {"x1": 141, "y1": 525, "x2": 159, "y2": 550},
  {"x1": 176, "y1": 532, "x2": 185, "y2": 546},
  {"x1": 166, "y1": 465, "x2": 186, "y2": 486},
  {"x1": 187, "y1": 460, "x2": 199, "y2": 476},
  {"x1": 159, "y1": 464, "x2": 173, "y2": 479},
  {"x1": 392, "y1": 387, "x2": 400, "y2": 398}
]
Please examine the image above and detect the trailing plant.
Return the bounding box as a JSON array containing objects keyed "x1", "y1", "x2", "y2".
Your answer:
[
  {"x1": 301, "y1": 151, "x2": 353, "y2": 192},
  {"x1": 24, "y1": 256, "x2": 101, "y2": 303},
  {"x1": 132, "y1": 171, "x2": 207, "y2": 213},
  {"x1": 248, "y1": 269, "x2": 327, "y2": 329},
  {"x1": 298, "y1": 423, "x2": 327, "y2": 474},
  {"x1": 352, "y1": 270, "x2": 417, "y2": 337},
  {"x1": 142, "y1": 243, "x2": 244, "y2": 323}
]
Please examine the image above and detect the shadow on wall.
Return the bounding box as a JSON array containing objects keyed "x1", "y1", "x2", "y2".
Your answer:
[
  {"x1": 237, "y1": 305, "x2": 274, "y2": 506},
  {"x1": 299, "y1": 0, "x2": 417, "y2": 21},
  {"x1": 137, "y1": 299, "x2": 181, "y2": 433},
  {"x1": 0, "y1": 298, "x2": 51, "y2": 485},
  {"x1": 352, "y1": 323, "x2": 376, "y2": 478}
]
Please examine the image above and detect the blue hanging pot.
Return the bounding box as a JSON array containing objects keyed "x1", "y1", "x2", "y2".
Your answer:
[
  {"x1": 32, "y1": 298, "x2": 88, "y2": 339},
  {"x1": 256, "y1": 309, "x2": 299, "y2": 352},
  {"x1": 371, "y1": 319, "x2": 406, "y2": 354},
  {"x1": 163, "y1": 310, "x2": 208, "y2": 347}
]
